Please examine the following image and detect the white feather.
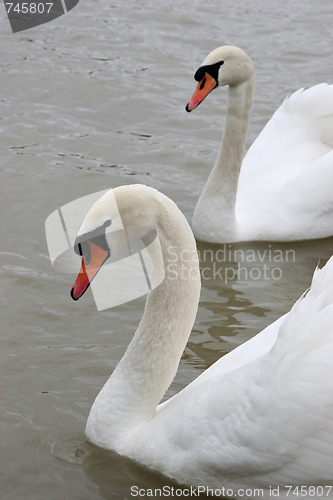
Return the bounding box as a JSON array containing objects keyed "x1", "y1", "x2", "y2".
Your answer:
[
  {"x1": 71, "y1": 185, "x2": 333, "y2": 499},
  {"x1": 189, "y1": 46, "x2": 333, "y2": 243}
]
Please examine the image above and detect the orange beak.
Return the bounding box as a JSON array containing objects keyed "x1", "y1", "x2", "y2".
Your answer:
[
  {"x1": 185, "y1": 73, "x2": 217, "y2": 112},
  {"x1": 70, "y1": 241, "x2": 109, "y2": 301}
]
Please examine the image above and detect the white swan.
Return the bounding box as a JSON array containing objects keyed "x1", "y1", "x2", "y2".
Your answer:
[
  {"x1": 186, "y1": 46, "x2": 333, "y2": 243},
  {"x1": 70, "y1": 184, "x2": 333, "y2": 499}
]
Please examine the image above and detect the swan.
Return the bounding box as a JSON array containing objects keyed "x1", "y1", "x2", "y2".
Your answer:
[
  {"x1": 70, "y1": 184, "x2": 333, "y2": 498},
  {"x1": 185, "y1": 46, "x2": 333, "y2": 243}
]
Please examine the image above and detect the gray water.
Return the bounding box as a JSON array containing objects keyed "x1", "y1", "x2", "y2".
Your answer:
[{"x1": 1, "y1": 1, "x2": 333, "y2": 499}]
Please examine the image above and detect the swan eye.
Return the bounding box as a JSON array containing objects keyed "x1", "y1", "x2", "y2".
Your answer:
[
  {"x1": 74, "y1": 220, "x2": 112, "y2": 257},
  {"x1": 194, "y1": 60, "x2": 224, "y2": 84},
  {"x1": 194, "y1": 66, "x2": 206, "y2": 82},
  {"x1": 77, "y1": 241, "x2": 91, "y2": 264}
]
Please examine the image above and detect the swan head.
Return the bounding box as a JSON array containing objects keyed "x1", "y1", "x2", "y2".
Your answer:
[
  {"x1": 70, "y1": 185, "x2": 163, "y2": 301},
  {"x1": 185, "y1": 45, "x2": 253, "y2": 112}
]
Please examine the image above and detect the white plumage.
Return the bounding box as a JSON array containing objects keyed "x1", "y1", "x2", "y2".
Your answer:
[
  {"x1": 71, "y1": 185, "x2": 333, "y2": 499},
  {"x1": 186, "y1": 46, "x2": 333, "y2": 243}
]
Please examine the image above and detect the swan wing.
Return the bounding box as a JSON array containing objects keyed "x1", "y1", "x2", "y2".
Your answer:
[
  {"x1": 133, "y1": 258, "x2": 333, "y2": 489},
  {"x1": 240, "y1": 83, "x2": 333, "y2": 181},
  {"x1": 236, "y1": 84, "x2": 333, "y2": 240}
]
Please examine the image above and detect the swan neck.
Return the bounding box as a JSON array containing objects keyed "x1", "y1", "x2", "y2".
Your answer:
[
  {"x1": 193, "y1": 78, "x2": 253, "y2": 242},
  {"x1": 86, "y1": 201, "x2": 200, "y2": 448},
  {"x1": 216, "y1": 80, "x2": 253, "y2": 208},
  {"x1": 221, "y1": 81, "x2": 253, "y2": 176}
]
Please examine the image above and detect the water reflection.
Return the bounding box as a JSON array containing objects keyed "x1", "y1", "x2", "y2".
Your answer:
[
  {"x1": 186, "y1": 238, "x2": 333, "y2": 372},
  {"x1": 2, "y1": 0, "x2": 333, "y2": 497},
  {"x1": 83, "y1": 447, "x2": 180, "y2": 500}
]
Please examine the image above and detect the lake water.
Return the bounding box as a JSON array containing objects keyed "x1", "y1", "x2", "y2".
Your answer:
[{"x1": 1, "y1": 0, "x2": 333, "y2": 499}]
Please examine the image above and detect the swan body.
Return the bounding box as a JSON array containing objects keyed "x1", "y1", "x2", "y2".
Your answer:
[
  {"x1": 186, "y1": 46, "x2": 333, "y2": 243},
  {"x1": 71, "y1": 185, "x2": 333, "y2": 498}
]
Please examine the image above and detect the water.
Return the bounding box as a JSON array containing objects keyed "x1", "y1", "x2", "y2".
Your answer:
[{"x1": 1, "y1": 0, "x2": 333, "y2": 498}]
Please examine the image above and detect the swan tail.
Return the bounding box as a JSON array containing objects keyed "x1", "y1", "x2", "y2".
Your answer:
[
  {"x1": 273, "y1": 255, "x2": 333, "y2": 364},
  {"x1": 282, "y1": 83, "x2": 333, "y2": 148},
  {"x1": 241, "y1": 83, "x2": 333, "y2": 183}
]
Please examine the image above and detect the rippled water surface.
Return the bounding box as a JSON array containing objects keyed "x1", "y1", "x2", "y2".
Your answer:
[{"x1": 1, "y1": 1, "x2": 333, "y2": 499}]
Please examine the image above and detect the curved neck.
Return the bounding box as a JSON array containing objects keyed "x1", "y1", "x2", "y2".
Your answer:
[
  {"x1": 86, "y1": 201, "x2": 201, "y2": 449},
  {"x1": 216, "y1": 81, "x2": 254, "y2": 206},
  {"x1": 193, "y1": 78, "x2": 254, "y2": 242}
]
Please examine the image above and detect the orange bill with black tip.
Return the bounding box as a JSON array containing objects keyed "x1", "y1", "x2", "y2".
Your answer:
[
  {"x1": 185, "y1": 73, "x2": 217, "y2": 112},
  {"x1": 71, "y1": 240, "x2": 109, "y2": 301}
]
